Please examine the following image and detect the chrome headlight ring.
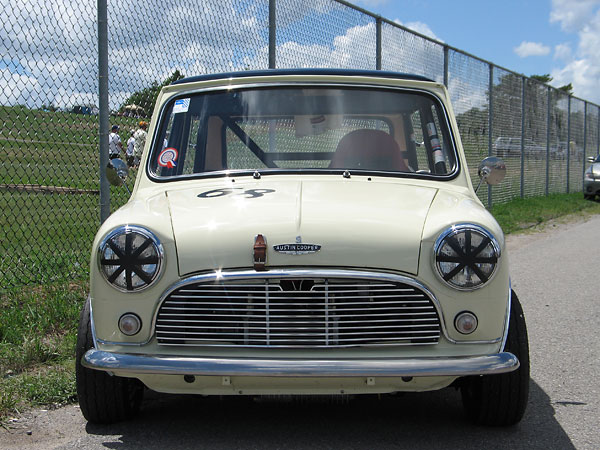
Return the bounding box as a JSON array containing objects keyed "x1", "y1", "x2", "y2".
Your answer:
[
  {"x1": 434, "y1": 224, "x2": 501, "y2": 291},
  {"x1": 98, "y1": 225, "x2": 164, "y2": 292}
]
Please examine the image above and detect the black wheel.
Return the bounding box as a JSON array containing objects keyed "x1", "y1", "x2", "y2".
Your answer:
[
  {"x1": 460, "y1": 290, "x2": 529, "y2": 426},
  {"x1": 584, "y1": 194, "x2": 592, "y2": 200},
  {"x1": 76, "y1": 300, "x2": 144, "y2": 424}
]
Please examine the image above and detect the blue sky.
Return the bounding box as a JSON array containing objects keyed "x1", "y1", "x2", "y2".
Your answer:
[{"x1": 354, "y1": 0, "x2": 600, "y2": 101}]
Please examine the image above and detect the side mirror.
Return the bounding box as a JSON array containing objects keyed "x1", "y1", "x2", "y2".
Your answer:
[
  {"x1": 476, "y1": 156, "x2": 506, "y2": 193},
  {"x1": 106, "y1": 158, "x2": 131, "y2": 194},
  {"x1": 587, "y1": 156, "x2": 596, "y2": 163}
]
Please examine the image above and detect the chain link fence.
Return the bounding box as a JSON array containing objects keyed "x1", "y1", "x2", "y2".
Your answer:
[{"x1": 2, "y1": 0, "x2": 599, "y2": 288}]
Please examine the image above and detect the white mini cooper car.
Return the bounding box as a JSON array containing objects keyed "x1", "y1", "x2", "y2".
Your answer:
[{"x1": 77, "y1": 69, "x2": 529, "y2": 426}]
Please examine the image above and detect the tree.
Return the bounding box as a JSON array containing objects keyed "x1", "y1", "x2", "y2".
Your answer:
[
  {"x1": 119, "y1": 70, "x2": 185, "y2": 118},
  {"x1": 530, "y1": 74, "x2": 574, "y2": 95},
  {"x1": 558, "y1": 83, "x2": 573, "y2": 95},
  {"x1": 530, "y1": 74, "x2": 552, "y2": 84}
]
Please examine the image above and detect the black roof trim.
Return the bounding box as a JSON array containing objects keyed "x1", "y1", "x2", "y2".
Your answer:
[{"x1": 171, "y1": 69, "x2": 434, "y2": 85}]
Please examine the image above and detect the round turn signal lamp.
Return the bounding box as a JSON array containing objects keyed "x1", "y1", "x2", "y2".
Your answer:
[
  {"x1": 119, "y1": 313, "x2": 142, "y2": 336},
  {"x1": 455, "y1": 311, "x2": 478, "y2": 335}
]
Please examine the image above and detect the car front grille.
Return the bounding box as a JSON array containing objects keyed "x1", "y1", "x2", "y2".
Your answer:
[{"x1": 155, "y1": 276, "x2": 441, "y2": 348}]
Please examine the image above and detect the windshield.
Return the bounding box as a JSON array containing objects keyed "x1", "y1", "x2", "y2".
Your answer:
[{"x1": 149, "y1": 86, "x2": 457, "y2": 179}]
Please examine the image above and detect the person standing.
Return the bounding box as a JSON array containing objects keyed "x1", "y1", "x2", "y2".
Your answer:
[
  {"x1": 126, "y1": 129, "x2": 135, "y2": 167},
  {"x1": 108, "y1": 125, "x2": 123, "y2": 159},
  {"x1": 133, "y1": 121, "x2": 148, "y2": 168}
]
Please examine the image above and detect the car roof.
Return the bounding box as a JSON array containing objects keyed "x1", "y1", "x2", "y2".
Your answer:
[{"x1": 171, "y1": 69, "x2": 434, "y2": 85}]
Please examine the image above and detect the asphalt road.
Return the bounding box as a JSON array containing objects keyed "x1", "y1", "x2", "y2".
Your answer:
[{"x1": 2, "y1": 216, "x2": 599, "y2": 450}]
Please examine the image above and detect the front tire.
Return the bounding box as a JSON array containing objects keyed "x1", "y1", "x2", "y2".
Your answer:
[
  {"x1": 460, "y1": 290, "x2": 529, "y2": 426},
  {"x1": 75, "y1": 299, "x2": 144, "y2": 424}
]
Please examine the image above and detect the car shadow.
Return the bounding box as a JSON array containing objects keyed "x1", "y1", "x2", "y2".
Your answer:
[{"x1": 85, "y1": 379, "x2": 574, "y2": 450}]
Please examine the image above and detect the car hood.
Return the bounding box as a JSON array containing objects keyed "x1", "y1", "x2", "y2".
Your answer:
[
  {"x1": 588, "y1": 162, "x2": 600, "y2": 176},
  {"x1": 166, "y1": 179, "x2": 437, "y2": 276}
]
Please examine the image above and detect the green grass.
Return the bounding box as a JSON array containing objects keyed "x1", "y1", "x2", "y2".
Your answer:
[
  {"x1": 490, "y1": 192, "x2": 600, "y2": 234},
  {"x1": 0, "y1": 281, "x2": 85, "y2": 419},
  {"x1": 0, "y1": 363, "x2": 76, "y2": 416}
]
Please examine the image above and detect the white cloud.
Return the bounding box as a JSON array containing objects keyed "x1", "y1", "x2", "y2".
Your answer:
[
  {"x1": 447, "y1": 77, "x2": 488, "y2": 115},
  {"x1": 0, "y1": 0, "x2": 469, "y2": 113},
  {"x1": 549, "y1": 0, "x2": 600, "y2": 102},
  {"x1": 554, "y1": 43, "x2": 573, "y2": 61},
  {"x1": 267, "y1": 19, "x2": 444, "y2": 81},
  {"x1": 394, "y1": 20, "x2": 442, "y2": 42},
  {"x1": 514, "y1": 41, "x2": 551, "y2": 58},
  {"x1": 550, "y1": 0, "x2": 600, "y2": 33},
  {"x1": 0, "y1": 69, "x2": 41, "y2": 108}
]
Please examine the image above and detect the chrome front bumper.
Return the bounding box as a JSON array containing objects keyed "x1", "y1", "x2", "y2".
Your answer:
[{"x1": 82, "y1": 349, "x2": 519, "y2": 377}]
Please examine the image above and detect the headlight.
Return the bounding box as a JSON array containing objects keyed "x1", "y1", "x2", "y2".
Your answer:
[
  {"x1": 434, "y1": 224, "x2": 500, "y2": 290},
  {"x1": 98, "y1": 226, "x2": 164, "y2": 291}
]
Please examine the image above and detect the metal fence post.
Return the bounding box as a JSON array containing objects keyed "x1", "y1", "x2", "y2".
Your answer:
[
  {"x1": 521, "y1": 76, "x2": 525, "y2": 198},
  {"x1": 98, "y1": 0, "x2": 110, "y2": 223},
  {"x1": 567, "y1": 95, "x2": 571, "y2": 193},
  {"x1": 443, "y1": 46, "x2": 449, "y2": 88},
  {"x1": 376, "y1": 17, "x2": 382, "y2": 70},
  {"x1": 488, "y1": 64, "x2": 493, "y2": 208},
  {"x1": 583, "y1": 102, "x2": 588, "y2": 190},
  {"x1": 545, "y1": 87, "x2": 551, "y2": 196},
  {"x1": 269, "y1": 0, "x2": 276, "y2": 69}
]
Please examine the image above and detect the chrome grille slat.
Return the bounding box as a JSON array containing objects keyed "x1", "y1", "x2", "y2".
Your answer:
[
  {"x1": 168, "y1": 295, "x2": 428, "y2": 302},
  {"x1": 156, "y1": 277, "x2": 441, "y2": 348},
  {"x1": 158, "y1": 331, "x2": 440, "y2": 337},
  {"x1": 164, "y1": 299, "x2": 431, "y2": 306},
  {"x1": 159, "y1": 307, "x2": 435, "y2": 314},
  {"x1": 156, "y1": 335, "x2": 441, "y2": 343},
  {"x1": 158, "y1": 311, "x2": 438, "y2": 318},
  {"x1": 156, "y1": 323, "x2": 438, "y2": 330}
]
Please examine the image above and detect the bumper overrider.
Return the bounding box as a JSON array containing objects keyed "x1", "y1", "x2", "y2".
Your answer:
[{"x1": 82, "y1": 350, "x2": 518, "y2": 377}]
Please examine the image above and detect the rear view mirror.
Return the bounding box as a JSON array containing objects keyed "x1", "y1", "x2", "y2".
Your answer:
[
  {"x1": 106, "y1": 158, "x2": 131, "y2": 194},
  {"x1": 476, "y1": 156, "x2": 506, "y2": 192}
]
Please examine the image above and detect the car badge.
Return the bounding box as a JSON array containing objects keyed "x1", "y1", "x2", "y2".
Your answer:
[{"x1": 273, "y1": 236, "x2": 321, "y2": 255}]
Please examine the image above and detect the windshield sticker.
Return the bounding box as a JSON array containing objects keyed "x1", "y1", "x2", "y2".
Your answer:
[
  {"x1": 198, "y1": 188, "x2": 276, "y2": 199},
  {"x1": 173, "y1": 98, "x2": 190, "y2": 114},
  {"x1": 158, "y1": 147, "x2": 178, "y2": 168}
]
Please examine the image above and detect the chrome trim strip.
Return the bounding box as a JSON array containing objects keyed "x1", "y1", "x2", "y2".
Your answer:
[
  {"x1": 501, "y1": 282, "x2": 513, "y2": 352},
  {"x1": 96, "y1": 269, "x2": 504, "y2": 347},
  {"x1": 88, "y1": 296, "x2": 98, "y2": 349},
  {"x1": 96, "y1": 338, "x2": 149, "y2": 347},
  {"x1": 97, "y1": 225, "x2": 165, "y2": 293},
  {"x1": 147, "y1": 81, "x2": 460, "y2": 182},
  {"x1": 150, "y1": 269, "x2": 449, "y2": 346},
  {"x1": 432, "y1": 223, "x2": 501, "y2": 291},
  {"x1": 82, "y1": 349, "x2": 519, "y2": 377}
]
